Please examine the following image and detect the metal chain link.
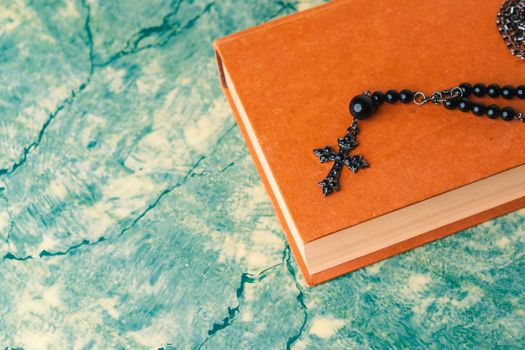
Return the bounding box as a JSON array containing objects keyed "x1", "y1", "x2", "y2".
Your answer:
[{"x1": 498, "y1": 0, "x2": 525, "y2": 60}]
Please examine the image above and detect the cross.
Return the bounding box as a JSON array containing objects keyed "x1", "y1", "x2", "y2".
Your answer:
[{"x1": 313, "y1": 122, "x2": 368, "y2": 196}]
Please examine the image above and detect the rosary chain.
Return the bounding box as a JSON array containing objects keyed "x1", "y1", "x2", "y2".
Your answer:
[
  {"x1": 498, "y1": 0, "x2": 525, "y2": 60},
  {"x1": 366, "y1": 84, "x2": 525, "y2": 122}
]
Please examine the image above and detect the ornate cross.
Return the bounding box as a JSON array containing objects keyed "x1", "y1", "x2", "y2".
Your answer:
[{"x1": 313, "y1": 120, "x2": 368, "y2": 196}]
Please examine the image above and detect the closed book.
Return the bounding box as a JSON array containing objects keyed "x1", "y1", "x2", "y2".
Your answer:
[{"x1": 214, "y1": 0, "x2": 525, "y2": 286}]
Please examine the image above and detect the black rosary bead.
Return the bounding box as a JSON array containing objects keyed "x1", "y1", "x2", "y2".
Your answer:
[
  {"x1": 486, "y1": 104, "x2": 501, "y2": 119},
  {"x1": 384, "y1": 90, "x2": 399, "y2": 104},
  {"x1": 459, "y1": 83, "x2": 473, "y2": 97},
  {"x1": 501, "y1": 85, "x2": 516, "y2": 99},
  {"x1": 399, "y1": 89, "x2": 414, "y2": 104},
  {"x1": 444, "y1": 98, "x2": 459, "y2": 110},
  {"x1": 516, "y1": 85, "x2": 525, "y2": 99},
  {"x1": 371, "y1": 91, "x2": 385, "y2": 106},
  {"x1": 473, "y1": 83, "x2": 487, "y2": 97},
  {"x1": 458, "y1": 98, "x2": 472, "y2": 112},
  {"x1": 501, "y1": 107, "x2": 516, "y2": 121},
  {"x1": 487, "y1": 84, "x2": 501, "y2": 98},
  {"x1": 349, "y1": 94, "x2": 376, "y2": 120},
  {"x1": 471, "y1": 102, "x2": 486, "y2": 116}
]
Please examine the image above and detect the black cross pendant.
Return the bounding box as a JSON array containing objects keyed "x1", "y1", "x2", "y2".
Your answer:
[{"x1": 313, "y1": 120, "x2": 368, "y2": 196}]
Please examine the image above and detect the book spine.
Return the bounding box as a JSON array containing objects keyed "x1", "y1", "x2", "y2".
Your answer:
[
  {"x1": 213, "y1": 46, "x2": 316, "y2": 286},
  {"x1": 214, "y1": 50, "x2": 228, "y2": 89}
]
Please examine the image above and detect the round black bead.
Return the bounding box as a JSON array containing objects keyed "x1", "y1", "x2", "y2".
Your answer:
[
  {"x1": 487, "y1": 84, "x2": 501, "y2": 98},
  {"x1": 349, "y1": 94, "x2": 376, "y2": 120},
  {"x1": 472, "y1": 83, "x2": 487, "y2": 97},
  {"x1": 459, "y1": 83, "x2": 473, "y2": 97},
  {"x1": 371, "y1": 91, "x2": 385, "y2": 106},
  {"x1": 444, "y1": 99, "x2": 459, "y2": 110},
  {"x1": 501, "y1": 107, "x2": 516, "y2": 121},
  {"x1": 384, "y1": 90, "x2": 399, "y2": 104},
  {"x1": 471, "y1": 102, "x2": 486, "y2": 116},
  {"x1": 501, "y1": 85, "x2": 515, "y2": 99},
  {"x1": 458, "y1": 98, "x2": 472, "y2": 112},
  {"x1": 399, "y1": 89, "x2": 414, "y2": 104},
  {"x1": 516, "y1": 85, "x2": 525, "y2": 99},
  {"x1": 486, "y1": 104, "x2": 501, "y2": 119}
]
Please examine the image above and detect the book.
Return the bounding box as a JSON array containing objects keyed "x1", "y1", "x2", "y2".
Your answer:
[{"x1": 214, "y1": 0, "x2": 525, "y2": 286}]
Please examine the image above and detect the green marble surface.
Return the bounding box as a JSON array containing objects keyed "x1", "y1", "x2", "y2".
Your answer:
[{"x1": 0, "y1": 0, "x2": 524, "y2": 348}]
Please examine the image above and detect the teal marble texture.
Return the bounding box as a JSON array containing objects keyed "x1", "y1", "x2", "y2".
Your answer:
[{"x1": 0, "y1": 0, "x2": 524, "y2": 348}]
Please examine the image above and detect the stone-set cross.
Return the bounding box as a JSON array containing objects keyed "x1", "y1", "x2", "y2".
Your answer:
[{"x1": 313, "y1": 122, "x2": 368, "y2": 196}]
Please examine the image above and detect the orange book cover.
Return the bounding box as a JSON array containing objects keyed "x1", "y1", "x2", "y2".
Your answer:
[{"x1": 214, "y1": 0, "x2": 525, "y2": 285}]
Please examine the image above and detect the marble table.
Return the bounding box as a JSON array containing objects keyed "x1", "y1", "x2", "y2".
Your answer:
[{"x1": 0, "y1": 0, "x2": 524, "y2": 348}]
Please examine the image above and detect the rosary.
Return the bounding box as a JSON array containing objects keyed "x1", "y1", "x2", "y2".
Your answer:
[
  {"x1": 314, "y1": 0, "x2": 525, "y2": 197},
  {"x1": 313, "y1": 84, "x2": 525, "y2": 196}
]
